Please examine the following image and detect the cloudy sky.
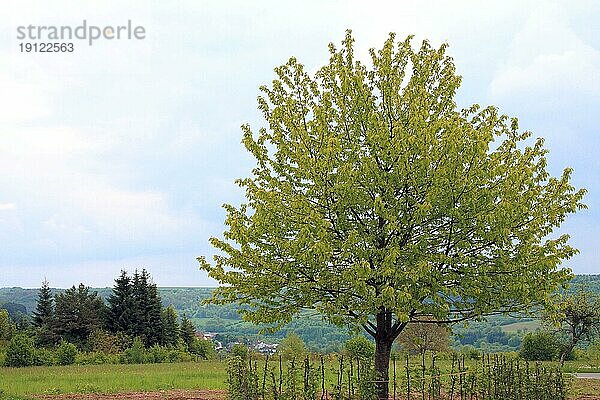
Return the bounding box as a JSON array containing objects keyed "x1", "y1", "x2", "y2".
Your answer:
[{"x1": 0, "y1": 1, "x2": 599, "y2": 288}]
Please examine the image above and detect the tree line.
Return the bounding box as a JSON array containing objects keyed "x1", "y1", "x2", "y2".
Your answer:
[{"x1": 22, "y1": 269, "x2": 203, "y2": 354}]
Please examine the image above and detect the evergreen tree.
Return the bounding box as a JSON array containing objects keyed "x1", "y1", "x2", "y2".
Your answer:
[
  {"x1": 131, "y1": 269, "x2": 164, "y2": 346},
  {"x1": 145, "y1": 278, "x2": 165, "y2": 346},
  {"x1": 131, "y1": 270, "x2": 145, "y2": 338},
  {"x1": 180, "y1": 315, "x2": 196, "y2": 351},
  {"x1": 32, "y1": 279, "x2": 54, "y2": 328},
  {"x1": 106, "y1": 271, "x2": 135, "y2": 335},
  {"x1": 53, "y1": 283, "x2": 106, "y2": 346},
  {"x1": 162, "y1": 305, "x2": 180, "y2": 346}
]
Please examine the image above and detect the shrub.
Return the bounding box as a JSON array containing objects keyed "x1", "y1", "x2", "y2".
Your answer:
[
  {"x1": 88, "y1": 330, "x2": 120, "y2": 354},
  {"x1": 190, "y1": 338, "x2": 216, "y2": 359},
  {"x1": 278, "y1": 332, "x2": 307, "y2": 360},
  {"x1": 345, "y1": 336, "x2": 375, "y2": 360},
  {"x1": 56, "y1": 342, "x2": 78, "y2": 365},
  {"x1": 120, "y1": 337, "x2": 146, "y2": 364},
  {"x1": 460, "y1": 345, "x2": 481, "y2": 360},
  {"x1": 147, "y1": 345, "x2": 170, "y2": 363},
  {"x1": 33, "y1": 347, "x2": 57, "y2": 366},
  {"x1": 76, "y1": 351, "x2": 117, "y2": 365},
  {"x1": 4, "y1": 334, "x2": 35, "y2": 367},
  {"x1": 230, "y1": 343, "x2": 249, "y2": 360},
  {"x1": 520, "y1": 331, "x2": 559, "y2": 361}
]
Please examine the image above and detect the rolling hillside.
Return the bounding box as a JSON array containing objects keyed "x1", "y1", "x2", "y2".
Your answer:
[{"x1": 1, "y1": 275, "x2": 599, "y2": 352}]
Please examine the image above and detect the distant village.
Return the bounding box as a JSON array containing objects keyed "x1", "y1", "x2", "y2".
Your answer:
[{"x1": 194, "y1": 331, "x2": 279, "y2": 355}]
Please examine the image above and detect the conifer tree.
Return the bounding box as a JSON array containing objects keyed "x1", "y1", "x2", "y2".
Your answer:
[
  {"x1": 180, "y1": 315, "x2": 196, "y2": 351},
  {"x1": 131, "y1": 269, "x2": 165, "y2": 346},
  {"x1": 53, "y1": 284, "x2": 106, "y2": 346},
  {"x1": 162, "y1": 305, "x2": 180, "y2": 346},
  {"x1": 106, "y1": 271, "x2": 135, "y2": 335},
  {"x1": 131, "y1": 270, "x2": 145, "y2": 338},
  {"x1": 145, "y1": 277, "x2": 165, "y2": 346},
  {"x1": 32, "y1": 279, "x2": 54, "y2": 328}
]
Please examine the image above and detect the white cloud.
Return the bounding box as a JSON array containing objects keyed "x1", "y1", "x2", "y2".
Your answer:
[
  {"x1": 0, "y1": 203, "x2": 16, "y2": 210},
  {"x1": 490, "y1": 5, "x2": 600, "y2": 100}
]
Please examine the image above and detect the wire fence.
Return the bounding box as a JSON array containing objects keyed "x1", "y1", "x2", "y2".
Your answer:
[{"x1": 226, "y1": 352, "x2": 568, "y2": 400}]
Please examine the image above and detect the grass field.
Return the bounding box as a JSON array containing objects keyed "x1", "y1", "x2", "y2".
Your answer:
[
  {"x1": 0, "y1": 362, "x2": 227, "y2": 397},
  {"x1": 499, "y1": 320, "x2": 540, "y2": 333},
  {"x1": 1, "y1": 360, "x2": 600, "y2": 399}
]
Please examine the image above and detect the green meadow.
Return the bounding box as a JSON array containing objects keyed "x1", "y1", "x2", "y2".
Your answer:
[{"x1": 0, "y1": 362, "x2": 227, "y2": 397}]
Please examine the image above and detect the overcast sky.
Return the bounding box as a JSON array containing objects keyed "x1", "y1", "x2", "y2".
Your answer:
[{"x1": 1, "y1": 1, "x2": 599, "y2": 288}]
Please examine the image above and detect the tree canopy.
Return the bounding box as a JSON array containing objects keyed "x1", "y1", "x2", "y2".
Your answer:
[{"x1": 199, "y1": 31, "x2": 585, "y2": 399}]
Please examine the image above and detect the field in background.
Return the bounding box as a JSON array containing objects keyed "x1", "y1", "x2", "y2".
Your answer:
[{"x1": 500, "y1": 320, "x2": 541, "y2": 333}]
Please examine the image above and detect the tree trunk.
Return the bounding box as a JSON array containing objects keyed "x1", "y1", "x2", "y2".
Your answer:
[
  {"x1": 560, "y1": 343, "x2": 576, "y2": 367},
  {"x1": 374, "y1": 336, "x2": 393, "y2": 400}
]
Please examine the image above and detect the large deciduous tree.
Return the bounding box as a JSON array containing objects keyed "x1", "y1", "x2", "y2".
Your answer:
[{"x1": 199, "y1": 31, "x2": 585, "y2": 399}]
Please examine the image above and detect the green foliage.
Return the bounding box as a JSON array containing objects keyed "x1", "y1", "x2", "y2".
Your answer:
[
  {"x1": 162, "y1": 305, "x2": 180, "y2": 346},
  {"x1": 75, "y1": 351, "x2": 119, "y2": 365},
  {"x1": 200, "y1": 30, "x2": 585, "y2": 398},
  {"x1": 32, "y1": 347, "x2": 57, "y2": 366},
  {"x1": 190, "y1": 337, "x2": 216, "y2": 359},
  {"x1": 230, "y1": 343, "x2": 249, "y2": 360},
  {"x1": 396, "y1": 322, "x2": 451, "y2": 356},
  {"x1": 120, "y1": 337, "x2": 146, "y2": 364},
  {"x1": 0, "y1": 309, "x2": 14, "y2": 343},
  {"x1": 544, "y1": 289, "x2": 600, "y2": 364},
  {"x1": 56, "y1": 342, "x2": 78, "y2": 365},
  {"x1": 106, "y1": 270, "x2": 136, "y2": 335},
  {"x1": 180, "y1": 315, "x2": 196, "y2": 352},
  {"x1": 452, "y1": 319, "x2": 524, "y2": 352},
  {"x1": 87, "y1": 329, "x2": 121, "y2": 353},
  {"x1": 520, "y1": 331, "x2": 560, "y2": 361},
  {"x1": 32, "y1": 279, "x2": 54, "y2": 328},
  {"x1": 460, "y1": 345, "x2": 482, "y2": 360},
  {"x1": 226, "y1": 356, "x2": 259, "y2": 400},
  {"x1": 131, "y1": 270, "x2": 165, "y2": 346},
  {"x1": 53, "y1": 284, "x2": 106, "y2": 347},
  {"x1": 345, "y1": 336, "x2": 375, "y2": 360},
  {"x1": 4, "y1": 334, "x2": 35, "y2": 367},
  {"x1": 278, "y1": 332, "x2": 307, "y2": 360}
]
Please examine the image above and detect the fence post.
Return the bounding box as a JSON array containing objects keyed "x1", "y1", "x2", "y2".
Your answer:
[
  {"x1": 393, "y1": 354, "x2": 397, "y2": 400},
  {"x1": 320, "y1": 355, "x2": 326, "y2": 400}
]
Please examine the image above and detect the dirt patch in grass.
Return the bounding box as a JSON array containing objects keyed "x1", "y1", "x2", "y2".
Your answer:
[{"x1": 34, "y1": 390, "x2": 227, "y2": 400}]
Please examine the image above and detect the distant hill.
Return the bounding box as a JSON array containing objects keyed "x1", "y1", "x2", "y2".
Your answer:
[{"x1": 1, "y1": 274, "x2": 599, "y2": 352}]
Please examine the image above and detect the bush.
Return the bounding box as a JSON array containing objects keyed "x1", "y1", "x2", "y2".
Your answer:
[
  {"x1": 56, "y1": 342, "x2": 78, "y2": 365},
  {"x1": 190, "y1": 338, "x2": 216, "y2": 359},
  {"x1": 4, "y1": 334, "x2": 35, "y2": 367},
  {"x1": 33, "y1": 347, "x2": 57, "y2": 366},
  {"x1": 345, "y1": 336, "x2": 375, "y2": 360},
  {"x1": 230, "y1": 343, "x2": 249, "y2": 360},
  {"x1": 278, "y1": 332, "x2": 307, "y2": 360},
  {"x1": 120, "y1": 337, "x2": 146, "y2": 364},
  {"x1": 76, "y1": 351, "x2": 118, "y2": 365},
  {"x1": 460, "y1": 345, "x2": 481, "y2": 360},
  {"x1": 147, "y1": 345, "x2": 170, "y2": 363},
  {"x1": 520, "y1": 331, "x2": 559, "y2": 361},
  {"x1": 87, "y1": 330, "x2": 120, "y2": 354}
]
